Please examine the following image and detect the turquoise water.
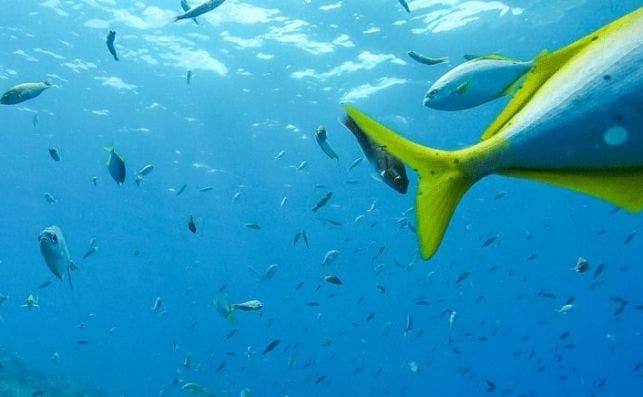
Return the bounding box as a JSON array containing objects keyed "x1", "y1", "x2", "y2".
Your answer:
[{"x1": 0, "y1": 1, "x2": 641, "y2": 396}]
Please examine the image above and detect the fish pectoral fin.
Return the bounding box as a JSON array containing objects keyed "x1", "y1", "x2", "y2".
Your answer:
[
  {"x1": 69, "y1": 260, "x2": 78, "y2": 271},
  {"x1": 501, "y1": 168, "x2": 643, "y2": 212},
  {"x1": 455, "y1": 81, "x2": 470, "y2": 94}
]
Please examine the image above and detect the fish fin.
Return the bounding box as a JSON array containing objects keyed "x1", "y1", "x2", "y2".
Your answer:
[
  {"x1": 103, "y1": 145, "x2": 114, "y2": 153},
  {"x1": 501, "y1": 168, "x2": 643, "y2": 212},
  {"x1": 455, "y1": 81, "x2": 470, "y2": 94},
  {"x1": 466, "y1": 53, "x2": 522, "y2": 62},
  {"x1": 69, "y1": 260, "x2": 78, "y2": 271},
  {"x1": 343, "y1": 104, "x2": 477, "y2": 259},
  {"x1": 481, "y1": 8, "x2": 641, "y2": 141}
]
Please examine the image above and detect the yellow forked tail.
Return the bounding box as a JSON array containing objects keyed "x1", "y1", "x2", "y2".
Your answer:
[{"x1": 343, "y1": 104, "x2": 478, "y2": 260}]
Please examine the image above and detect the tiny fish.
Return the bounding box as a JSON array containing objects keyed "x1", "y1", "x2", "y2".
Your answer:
[
  {"x1": 106, "y1": 30, "x2": 118, "y2": 61},
  {"x1": 82, "y1": 237, "x2": 98, "y2": 259},
  {"x1": 348, "y1": 157, "x2": 363, "y2": 171},
  {"x1": 573, "y1": 257, "x2": 590, "y2": 273},
  {"x1": 44, "y1": 192, "x2": 57, "y2": 204},
  {"x1": 262, "y1": 339, "x2": 281, "y2": 355},
  {"x1": 485, "y1": 379, "x2": 496, "y2": 392},
  {"x1": 274, "y1": 150, "x2": 286, "y2": 159},
  {"x1": 455, "y1": 271, "x2": 470, "y2": 285},
  {"x1": 199, "y1": 186, "x2": 214, "y2": 192},
  {"x1": 312, "y1": 192, "x2": 333, "y2": 212},
  {"x1": 404, "y1": 313, "x2": 413, "y2": 335},
  {"x1": 32, "y1": 113, "x2": 39, "y2": 127},
  {"x1": 481, "y1": 235, "x2": 498, "y2": 248},
  {"x1": 593, "y1": 263, "x2": 605, "y2": 279},
  {"x1": 280, "y1": 196, "x2": 287, "y2": 207},
  {"x1": 315, "y1": 126, "x2": 339, "y2": 160},
  {"x1": 324, "y1": 274, "x2": 343, "y2": 285},
  {"x1": 186, "y1": 70, "x2": 193, "y2": 84},
  {"x1": 306, "y1": 301, "x2": 320, "y2": 307},
  {"x1": 38, "y1": 280, "x2": 52, "y2": 289},
  {"x1": 76, "y1": 339, "x2": 90, "y2": 345},
  {"x1": 224, "y1": 328, "x2": 238, "y2": 340},
  {"x1": 187, "y1": 215, "x2": 197, "y2": 233},
  {"x1": 624, "y1": 230, "x2": 637, "y2": 244},
  {"x1": 407, "y1": 50, "x2": 448, "y2": 65},
  {"x1": 556, "y1": 304, "x2": 575, "y2": 314},
  {"x1": 261, "y1": 264, "x2": 278, "y2": 281},
  {"x1": 48, "y1": 147, "x2": 61, "y2": 161},
  {"x1": 366, "y1": 312, "x2": 375, "y2": 321},
  {"x1": 322, "y1": 250, "x2": 339, "y2": 265},
  {"x1": 375, "y1": 284, "x2": 386, "y2": 294},
  {"x1": 297, "y1": 160, "x2": 307, "y2": 170},
  {"x1": 176, "y1": 183, "x2": 188, "y2": 196},
  {"x1": 319, "y1": 218, "x2": 342, "y2": 226},
  {"x1": 174, "y1": 0, "x2": 225, "y2": 22},
  {"x1": 371, "y1": 246, "x2": 385, "y2": 263},
  {"x1": 244, "y1": 223, "x2": 261, "y2": 230}
]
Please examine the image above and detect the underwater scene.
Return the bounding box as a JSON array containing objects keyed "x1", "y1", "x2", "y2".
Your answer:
[{"x1": 1, "y1": 0, "x2": 642, "y2": 396}]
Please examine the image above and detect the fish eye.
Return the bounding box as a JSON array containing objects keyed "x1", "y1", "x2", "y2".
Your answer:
[
  {"x1": 52, "y1": 234, "x2": 58, "y2": 242},
  {"x1": 428, "y1": 89, "x2": 438, "y2": 97}
]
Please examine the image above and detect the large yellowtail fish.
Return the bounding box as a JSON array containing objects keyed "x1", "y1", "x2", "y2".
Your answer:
[{"x1": 343, "y1": 8, "x2": 643, "y2": 260}]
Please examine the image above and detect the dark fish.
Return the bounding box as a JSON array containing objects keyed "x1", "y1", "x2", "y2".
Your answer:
[
  {"x1": 366, "y1": 312, "x2": 375, "y2": 321},
  {"x1": 306, "y1": 301, "x2": 320, "y2": 307},
  {"x1": 371, "y1": 246, "x2": 385, "y2": 263},
  {"x1": 342, "y1": 115, "x2": 408, "y2": 194},
  {"x1": 559, "y1": 331, "x2": 570, "y2": 340},
  {"x1": 295, "y1": 281, "x2": 305, "y2": 290},
  {"x1": 186, "y1": 70, "x2": 193, "y2": 84},
  {"x1": 224, "y1": 329, "x2": 237, "y2": 340},
  {"x1": 76, "y1": 340, "x2": 90, "y2": 345},
  {"x1": 481, "y1": 235, "x2": 498, "y2": 248},
  {"x1": 293, "y1": 231, "x2": 301, "y2": 245},
  {"x1": 485, "y1": 379, "x2": 496, "y2": 392},
  {"x1": 38, "y1": 280, "x2": 52, "y2": 289},
  {"x1": 415, "y1": 299, "x2": 430, "y2": 305},
  {"x1": 398, "y1": 0, "x2": 410, "y2": 13},
  {"x1": 262, "y1": 339, "x2": 281, "y2": 355},
  {"x1": 302, "y1": 231, "x2": 309, "y2": 248},
  {"x1": 32, "y1": 392, "x2": 45, "y2": 397},
  {"x1": 104, "y1": 145, "x2": 126, "y2": 184},
  {"x1": 106, "y1": 30, "x2": 119, "y2": 61},
  {"x1": 494, "y1": 191, "x2": 507, "y2": 200},
  {"x1": 455, "y1": 271, "x2": 470, "y2": 285},
  {"x1": 315, "y1": 375, "x2": 327, "y2": 384},
  {"x1": 319, "y1": 218, "x2": 342, "y2": 226},
  {"x1": 312, "y1": 192, "x2": 333, "y2": 212},
  {"x1": 537, "y1": 289, "x2": 556, "y2": 299},
  {"x1": 244, "y1": 223, "x2": 261, "y2": 230},
  {"x1": 624, "y1": 230, "x2": 637, "y2": 244},
  {"x1": 216, "y1": 361, "x2": 226, "y2": 372},
  {"x1": 324, "y1": 274, "x2": 343, "y2": 285},
  {"x1": 613, "y1": 305, "x2": 625, "y2": 316},
  {"x1": 593, "y1": 263, "x2": 605, "y2": 278},
  {"x1": 176, "y1": 183, "x2": 188, "y2": 196},
  {"x1": 48, "y1": 147, "x2": 61, "y2": 161},
  {"x1": 565, "y1": 296, "x2": 576, "y2": 305},
  {"x1": 188, "y1": 215, "x2": 197, "y2": 233},
  {"x1": 375, "y1": 284, "x2": 386, "y2": 294},
  {"x1": 634, "y1": 305, "x2": 643, "y2": 311}
]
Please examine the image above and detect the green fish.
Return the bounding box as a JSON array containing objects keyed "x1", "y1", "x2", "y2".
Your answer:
[{"x1": 343, "y1": 7, "x2": 643, "y2": 259}]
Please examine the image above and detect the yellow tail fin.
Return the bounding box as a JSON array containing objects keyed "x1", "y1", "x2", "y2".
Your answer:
[{"x1": 343, "y1": 104, "x2": 477, "y2": 259}]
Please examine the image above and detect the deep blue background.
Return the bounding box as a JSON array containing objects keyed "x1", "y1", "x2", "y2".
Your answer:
[{"x1": 0, "y1": 0, "x2": 641, "y2": 396}]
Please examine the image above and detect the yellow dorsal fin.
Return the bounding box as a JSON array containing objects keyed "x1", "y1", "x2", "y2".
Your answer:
[
  {"x1": 501, "y1": 168, "x2": 643, "y2": 212},
  {"x1": 480, "y1": 7, "x2": 643, "y2": 141}
]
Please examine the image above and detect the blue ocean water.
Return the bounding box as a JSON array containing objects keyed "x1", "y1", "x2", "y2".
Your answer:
[{"x1": 1, "y1": 0, "x2": 642, "y2": 396}]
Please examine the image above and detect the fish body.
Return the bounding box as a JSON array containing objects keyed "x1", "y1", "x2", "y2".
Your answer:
[
  {"x1": 48, "y1": 147, "x2": 61, "y2": 161},
  {"x1": 38, "y1": 226, "x2": 74, "y2": 287},
  {"x1": 322, "y1": 250, "x2": 339, "y2": 265},
  {"x1": 312, "y1": 192, "x2": 333, "y2": 211},
  {"x1": 187, "y1": 70, "x2": 193, "y2": 84},
  {"x1": 343, "y1": 8, "x2": 643, "y2": 260},
  {"x1": 424, "y1": 55, "x2": 532, "y2": 110},
  {"x1": 188, "y1": 215, "x2": 197, "y2": 233},
  {"x1": 342, "y1": 115, "x2": 408, "y2": 194},
  {"x1": 262, "y1": 339, "x2": 281, "y2": 355},
  {"x1": 22, "y1": 294, "x2": 38, "y2": 310},
  {"x1": 233, "y1": 300, "x2": 264, "y2": 311},
  {"x1": 104, "y1": 145, "x2": 126, "y2": 184},
  {"x1": 175, "y1": 0, "x2": 225, "y2": 22},
  {"x1": 181, "y1": 382, "x2": 210, "y2": 395},
  {"x1": 407, "y1": 50, "x2": 448, "y2": 65},
  {"x1": 315, "y1": 126, "x2": 339, "y2": 160},
  {"x1": 82, "y1": 238, "x2": 98, "y2": 259},
  {"x1": 324, "y1": 274, "x2": 343, "y2": 285},
  {"x1": 106, "y1": 30, "x2": 119, "y2": 61},
  {"x1": 181, "y1": 0, "x2": 199, "y2": 24},
  {"x1": 44, "y1": 192, "x2": 57, "y2": 204},
  {"x1": 1, "y1": 81, "x2": 51, "y2": 105},
  {"x1": 261, "y1": 264, "x2": 278, "y2": 281}
]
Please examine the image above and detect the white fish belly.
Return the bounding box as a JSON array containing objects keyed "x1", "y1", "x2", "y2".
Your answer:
[{"x1": 500, "y1": 21, "x2": 643, "y2": 170}]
